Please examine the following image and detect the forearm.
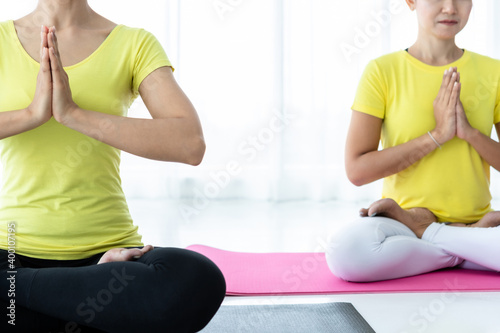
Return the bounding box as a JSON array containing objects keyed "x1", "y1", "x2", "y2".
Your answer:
[
  {"x1": 62, "y1": 107, "x2": 205, "y2": 165},
  {"x1": 463, "y1": 128, "x2": 500, "y2": 171},
  {"x1": 0, "y1": 109, "x2": 43, "y2": 140},
  {"x1": 347, "y1": 132, "x2": 439, "y2": 186}
]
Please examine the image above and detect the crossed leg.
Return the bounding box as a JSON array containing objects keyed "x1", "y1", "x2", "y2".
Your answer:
[
  {"x1": 1, "y1": 247, "x2": 226, "y2": 333},
  {"x1": 360, "y1": 198, "x2": 500, "y2": 238},
  {"x1": 327, "y1": 199, "x2": 500, "y2": 282}
]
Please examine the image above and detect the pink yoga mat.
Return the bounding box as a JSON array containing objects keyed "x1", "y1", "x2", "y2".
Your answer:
[{"x1": 187, "y1": 245, "x2": 500, "y2": 295}]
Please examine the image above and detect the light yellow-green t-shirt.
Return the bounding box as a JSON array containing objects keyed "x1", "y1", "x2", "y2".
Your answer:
[
  {"x1": 352, "y1": 50, "x2": 500, "y2": 223},
  {"x1": 0, "y1": 20, "x2": 172, "y2": 259}
]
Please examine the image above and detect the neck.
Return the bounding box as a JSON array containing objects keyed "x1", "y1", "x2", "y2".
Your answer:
[
  {"x1": 34, "y1": 0, "x2": 93, "y2": 29},
  {"x1": 409, "y1": 33, "x2": 463, "y2": 66}
]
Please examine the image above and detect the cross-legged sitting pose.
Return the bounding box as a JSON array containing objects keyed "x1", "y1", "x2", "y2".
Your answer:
[
  {"x1": 0, "y1": 1, "x2": 225, "y2": 332},
  {"x1": 326, "y1": 0, "x2": 500, "y2": 282}
]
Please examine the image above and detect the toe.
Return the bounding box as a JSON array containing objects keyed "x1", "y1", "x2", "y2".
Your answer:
[
  {"x1": 141, "y1": 245, "x2": 154, "y2": 254},
  {"x1": 120, "y1": 248, "x2": 143, "y2": 260},
  {"x1": 367, "y1": 202, "x2": 384, "y2": 217},
  {"x1": 368, "y1": 198, "x2": 399, "y2": 217}
]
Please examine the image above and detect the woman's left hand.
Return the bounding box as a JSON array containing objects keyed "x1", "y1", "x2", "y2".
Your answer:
[
  {"x1": 456, "y1": 100, "x2": 472, "y2": 139},
  {"x1": 455, "y1": 78, "x2": 474, "y2": 140},
  {"x1": 97, "y1": 245, "x2": 155, "y2": 264},
  {"x1": 48, "y1": 27, "x2": 79, "y2": 125}
]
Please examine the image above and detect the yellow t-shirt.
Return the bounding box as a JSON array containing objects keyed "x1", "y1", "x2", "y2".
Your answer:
[
  {"x1": 352, "y1": 50, "x2": 500, "y2": 223},
  {"x1": 0, "y1": 20, "x2": 172, "y2": 259}
]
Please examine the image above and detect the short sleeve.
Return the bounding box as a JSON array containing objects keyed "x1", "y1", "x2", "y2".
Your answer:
[
  {"x1": 494, "y1": 76, "x2": 500, "y2": 124},
  {"x1": 351, "y1": 60, "x2": 387, "y2": 119},
  {"x1": 131, "y1": 29, "x2": 173, "y2": 95}
]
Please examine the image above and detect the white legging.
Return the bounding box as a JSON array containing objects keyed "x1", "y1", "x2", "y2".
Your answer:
[{"x1": 326, "y1": 217, "x2": 500, "y2": 282}]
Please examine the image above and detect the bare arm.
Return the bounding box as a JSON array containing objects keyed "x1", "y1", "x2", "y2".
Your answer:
[
  {"x1": 345, "y1": 111, "x2": 439, "y2": 186},
  {"x1": 48, "y1": 29, "x2": 205, "y2": 165},
  {"x1": 346, "y1": 67, "x2": 461, "y2": 186},
  {"x1": 0, "y1": 26, "x2": 52, "y2": 140},
  {"x1": 0, "y1": 109, "x2": 44, "y2": 140},
  {"x1": 457, "y1": 120, "x2": 500, "y2": 172}
]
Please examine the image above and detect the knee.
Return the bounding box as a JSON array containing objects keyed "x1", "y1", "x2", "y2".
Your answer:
[
  {"x1": 325, "y1": 235, "x2": 371, "y2": 282},
  {"x1": 185, "y1": 249, "x2": 226, "y2": 308},
  {"x1": 185, "y1": 252, "x2": 226, "y2": 332},
  {"x1": 167, "y1": 249, "x2": 226, "y2": 332},
  {"x1": 139, "y1": 248, "x2": 225, "y2": 333},
  {"x1": 325, "y1": 219, "x2": 383, "y2": 282}
]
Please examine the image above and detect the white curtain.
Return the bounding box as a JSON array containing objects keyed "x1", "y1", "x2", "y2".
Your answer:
[{"x1": 2, "y1": 1, "x2": 500, "y2": 208}]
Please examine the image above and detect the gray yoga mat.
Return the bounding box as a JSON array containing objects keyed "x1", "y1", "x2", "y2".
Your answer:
[{"x1": 200, "y1": 302, "x2": 376, "y2": 333}]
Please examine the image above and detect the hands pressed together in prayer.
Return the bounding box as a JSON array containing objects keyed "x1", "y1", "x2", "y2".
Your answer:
[
  {"x1": 26, "y1": 26, "x2": 157, "y2": 264},
  {"x1": 431, "y1": 66, "x2": 474, "y2": 146},
  {"x1": 27, "y1": 25, "x2": 78, "y2": 127}
]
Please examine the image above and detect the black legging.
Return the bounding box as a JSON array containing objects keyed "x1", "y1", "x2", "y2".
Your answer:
[{"x1": 0, "y1": 247, "x2": 226, "y2": 333}]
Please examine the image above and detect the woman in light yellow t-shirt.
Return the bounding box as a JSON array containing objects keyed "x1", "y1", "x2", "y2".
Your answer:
[
  {"x1": 0, "y1": 1, "x2": 225, "y2": 332},
  {"x1": 326, "y1": 0, "x2": 500, "y2": 282}
]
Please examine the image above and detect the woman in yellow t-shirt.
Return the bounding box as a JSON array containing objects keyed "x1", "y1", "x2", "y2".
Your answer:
[
  {"x1": 326, "y1": 0, "x2": 500, "y2": 281},
  {"x1": 0, "y1": 1, "x2": 225, "y2": 332}
]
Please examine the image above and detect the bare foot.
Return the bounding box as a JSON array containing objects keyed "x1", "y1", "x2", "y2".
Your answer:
[
  {"x1": 360, "y1": 198, "x2": 436, "y2": 238},
  {"x1": 449, "y1": 211, "x2": 500, "y2": 229},
  {"x1": 98, "y1": 245, "x2": 154, "y2": 264}
]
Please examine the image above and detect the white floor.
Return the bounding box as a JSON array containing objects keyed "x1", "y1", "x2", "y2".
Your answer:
[{"x1": 128, "y1": 199, "x2": 500, "y2": 333}]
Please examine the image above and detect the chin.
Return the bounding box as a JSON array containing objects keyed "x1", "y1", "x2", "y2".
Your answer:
[
  {"x1": 434, "y1": 30, "x2": 461, "y2": 41},
  {"x1": 436, "y1": 34, "x2": 459, "y2": 41},
  {"x1": 435, "y1": 26, "x2": 464, "y2": 39}
]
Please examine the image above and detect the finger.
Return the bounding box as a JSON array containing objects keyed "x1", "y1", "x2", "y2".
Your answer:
[
  {"x1": 449, "y1": 81, "x2": 460, "y2": 108},
  {"x1": 40, "y1": 26, "x2": 43, "y2": 58},
  {"x1": 43, "y1": 25, "x2": 49, "y2": 44},
  {"x1": 49, "y1": 47, "x2": 64, "y2": 87},
  {"x1": 456, "y1": 82, "x2": 462, "y2": 108},
  {"x1": 48, "y1": 27, "x2": 61, "y2": 59},
  {"x1": 443, "y1": 72, "x2": 458, "y2": 104},
  {"x1": 42, "y1": 32, "x2": 48, "y2": 50},
  {"x1": 448, "y1": 71, "x2": 458, "y2": 88},
  {"x1": 40, "y1": 47, "x2": 50, "y2": 74},
  {"x1": 439, "y1": 69, "x2": 450, "y2": 93},
  {"x1": 40, "y1": 26, "x2": 48, "y2": 58},
  {"x1": 445, "y1": 67, "x2": 458, "y2": 81},
  {"x1": 450, "y1": 68, "x2": 459, "y2": 82},
  {"x1": 52, "y1": 26, "x2": 58, "y2": 46},
  {"x1": 50, "y1": 32, "x2": 65, "y2": 70},
  {"x1": 438, "y1": 68, "x2": 454, "y2": 100},
  {"x1": 49, "y1": 47, "x2": 63, "y2": 72},
  {"x1": 47, "y1": 29, "x2": 54, "y2": 50},
  {"x1": 49, "y1": 47, "x2": 58, "y2": 70}
]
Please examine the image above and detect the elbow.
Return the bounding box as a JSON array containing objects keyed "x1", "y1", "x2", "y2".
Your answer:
[
  {"x1": 347, "y1": 174, "x2": 365, "y2": 187},
  {"x1": 345, "y1": 157, "x2": 374, "y2": 187},
  {"x1": 346, "y1": 168, "x2": 369, "y2": 187},
  {"x1": 184, "y1": 136, "x2": 206, "y2": 166}
]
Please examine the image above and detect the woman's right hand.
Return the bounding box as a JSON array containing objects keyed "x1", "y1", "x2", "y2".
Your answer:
[
  {"x1": 431, "y1": 67, "x2": 461, "y2": 145},
  {"x1": 26, "y1": 26, "x2": 52, "y2": 125}
]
